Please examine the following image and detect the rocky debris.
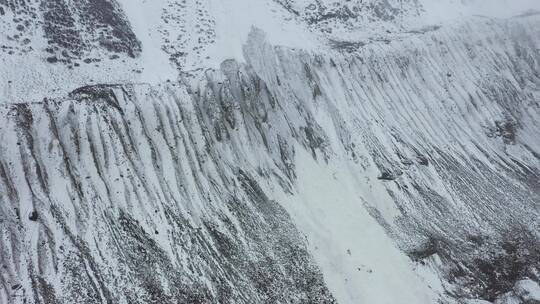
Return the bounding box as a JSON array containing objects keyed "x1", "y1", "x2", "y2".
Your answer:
[
  {"x1": 431, "y1": 231, "x2": 540, "y2": 303},
  {"x1": 378, "y1": 169, "x2": 403, "y2": 180},
  {"x1": 407, "y1": 237, "x2": 440, "y2": 262},
  {"x1": 159, "y1": 0, "x2": 216, "y2": 70},
  {"x1": 1, "y1": 0, "x2": 141, "y2": 64},
  {"x1": 486, "y1": 118, "x2": 518, "y2": 144},
  {"x1": 11, "y1": 284, "x2": 21, "y2": 290},
  {"x1": 0, "y1": 67, "x2": 337, "y2": 303},
  {"x1": 401, "y1": 158, "x2": 414, "y2": 166},
  {"x1": 272, "y1": 0, "x2": 421, "y2": 37},
  {"x1": 69, "y1": 84, "x2": 124, "y2": 114},
  {"x1": 328, "y1": 39, "x2": 366, "y2": 53},
  {"x1": 28, "y1": 210, "x2": 38, "y2": 221},
  {"x1": 416, "y1": 154, "x2": 429, "y2": 166},
  {"x1": 45, "y1": 56, "x2": 58, "y2": 63},
  {"x1": 492, "y1": 279, "x2": 540, "y2": 304},
  {"x1": 495, "y1": 120, "x2": 518, "y2": 145}
]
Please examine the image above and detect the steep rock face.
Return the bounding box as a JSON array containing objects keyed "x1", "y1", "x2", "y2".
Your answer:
[
  {"x1": 0, "y1": 74, "x2": 336, "y2": 303},
  {"x1": 243, "y1": 17, "x2": 540, "y2": 302},
  {"x1": 1, "y1": 6, "x2": 540, "y2": 304}
]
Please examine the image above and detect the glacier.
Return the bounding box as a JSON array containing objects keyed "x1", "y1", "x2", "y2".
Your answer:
[{"x1": 1, "y1": 0, "x2": 540, "y2": 303}]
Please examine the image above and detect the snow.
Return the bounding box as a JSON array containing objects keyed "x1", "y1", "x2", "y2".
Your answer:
[
  {"x1": 116, "y1": 0, "x2": 178, "y2": 83},
  {"x1": 514, "y1": 279, "x2": 540, "y2": 302},
  {"x1": 203, "y1": 0, "x2": 320, "y2": 67},
  {"x1": 421, "y1": 0, "x2": 540, "y2": 23},
  {"x1": 2, "y1": 1, "x2": 540, "y2": 303},
  {"x1": 272, "y1": 147, "x2": 441, "y2": 303},
  {"x1": 3, "y1": 0, "x2": 540, "y2": 103}
]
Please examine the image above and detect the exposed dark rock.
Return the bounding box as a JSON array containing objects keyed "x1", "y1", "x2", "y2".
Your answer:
[
  {"x1": 69, "y1": 84, "x2": 124, "y2": 114},
  {"x1": 11, "y1": 284, "x2": 21, "y2": 290},
  {"x1": 2, "y1": 0, "x2": 141, "y2": 63},
  {"x1": 407, "y1": 237, "x2": 441, "y2": 262},
  {"x1": 28, "y1": 210, "x2": 38, "y2": 221},
  {"x1": 378, "y1": 169, "x2": 402, "y2": 180},
  {"x1": 329, "y1": 39, "x2": 366, "y2": 53},
  {"x1": 46, "y1": 56, "x2": 58, "y2": 63},
  {"x1": 416, "y1": 154, "x2": 429, "y2": 166},
  {"x1": 495, "y1": 119, "x2": 518, "y2": 144},
  {"x1": 401, "y1": 158, "x2": 414, "y2": 166}
]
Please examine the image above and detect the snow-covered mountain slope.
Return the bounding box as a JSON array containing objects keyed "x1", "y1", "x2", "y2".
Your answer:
[
  {"x1": 1, "y1": 0, "x2": 539, "y2": 101},
  {"x1": 1, "y1": 0, "x2": 540, "y2": 304}
]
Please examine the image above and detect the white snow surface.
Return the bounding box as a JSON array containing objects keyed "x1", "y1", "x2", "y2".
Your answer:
[
  {"x1": 274, "y1": 147, "x2": 442, "y2": 303},
  {"x1": 1, "y1": 1, "x2": 540, "y2": 304}
]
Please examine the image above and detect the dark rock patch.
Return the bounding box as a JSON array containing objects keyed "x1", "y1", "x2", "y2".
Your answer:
[
  {"x1": 46, "y1": 56, "x2": 58, "y2": 63},
  {"x1": 416, "y1": 154, "x2": 429, "y2": 166},
  {"x1": 11, "y1": 283, "x2": 21, "y2": 290},
  {"x1": 378, "y1": 169, "x2": 402, "y2": 181},
  {"x1": 28, "y1": 210, "x2": 38, "y2": 221},
  {"x1": 329, "y1": 39, "x2": 366, "y2": 53}
]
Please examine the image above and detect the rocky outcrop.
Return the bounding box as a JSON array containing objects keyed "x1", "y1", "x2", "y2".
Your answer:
[{"x1": 0, "y1": 0, "x2": 140, "y2": 62}]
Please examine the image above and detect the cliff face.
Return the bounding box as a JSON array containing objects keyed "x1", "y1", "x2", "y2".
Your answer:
[{"x1": 1, "y1": 1, "x2": 540, "y2": 304}]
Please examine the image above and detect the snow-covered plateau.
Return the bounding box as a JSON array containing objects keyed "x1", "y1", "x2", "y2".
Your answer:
[{"x1": 1, "y1": 0, "x2": 540, "y2": 303}]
